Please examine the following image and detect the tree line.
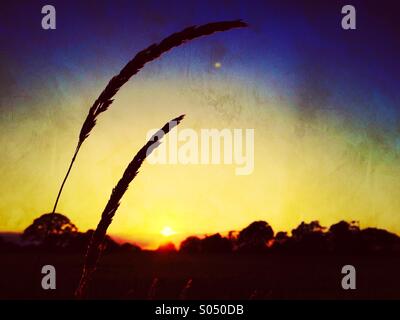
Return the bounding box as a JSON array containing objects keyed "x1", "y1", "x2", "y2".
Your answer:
[{"x1": 1, "y1": 213, "x2": 399, "y2": 255}]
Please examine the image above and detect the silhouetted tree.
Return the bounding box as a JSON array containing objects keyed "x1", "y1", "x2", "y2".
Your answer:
[
  {"x1": 54, "y1": 229, "x2": 134, "y2": 253},
  {"x1": 177, "y1": 220, "x2": 400, "y2": 256},
  {"x1": 329, "y1": 220, "x2": 361, "y2": 253},
  {"x1": 291, "y1": 221, "x2": 328, "y2": 253},
  {"x1": 271, "y1": 231, "x2": 294, "y2": 252},
  {"x1": 180, "y1": 236, "x2": 202, "y2": 253},
  {"x1": 237, "y1": 221, "x2": 274, "y2": 253},
  {"x1": 76, "y1": 230, "x2": 120, "y2": 253},
  {"x1": 360, "y1": 228, "x2": 400, "y2": 253},
  {"x1": 201, "y1": 233, "x2": 232, "y2": 253},
  {"x1": 329, "y1": 220, "x2": 359, "y2": 236},
  {"x1": 292, "y1": 221, "x2": 325, "y2": 240},
  {"x1": 275, "y1": 231, "x2": 289, "y2": 241},
  {"x1": 119, "y1": 242, "x2": 141, "y2": 253},
  {"x1": 66, "y1": 229, "x2": 91, "y2": 252}
]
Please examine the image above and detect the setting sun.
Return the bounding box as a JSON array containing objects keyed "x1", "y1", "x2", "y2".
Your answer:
[{"x1": 160, "y1": 226, "x2": 176, "y2": 237}]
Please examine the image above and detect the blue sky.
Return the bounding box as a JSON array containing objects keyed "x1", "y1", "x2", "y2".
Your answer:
[{"x1": 1, "y1": 0, "x2": 399, "y2": 134}]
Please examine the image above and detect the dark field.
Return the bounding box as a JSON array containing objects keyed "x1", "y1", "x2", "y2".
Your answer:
[{"x1": 1, "y1": 252, "x2": 399, "y2": 300}]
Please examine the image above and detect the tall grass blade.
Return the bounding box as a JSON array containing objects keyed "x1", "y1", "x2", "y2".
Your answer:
[{"x1": 51, "y1": 20, "x2": 247, "y2": 214}]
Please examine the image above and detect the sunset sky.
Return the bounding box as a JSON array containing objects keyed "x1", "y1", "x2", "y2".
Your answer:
[{"x1": 1, "y1": 0, "x2": 399, "y2": 248}]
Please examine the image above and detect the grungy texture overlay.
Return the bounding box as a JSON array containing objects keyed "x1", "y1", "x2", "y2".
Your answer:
[{"x1": 0, "y1": 0, "x2": 399, "y2": 248}]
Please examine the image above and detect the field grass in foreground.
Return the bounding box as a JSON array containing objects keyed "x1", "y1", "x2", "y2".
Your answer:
[{"x1": 1, "y1": 252, "x2": 399, "y2": 299}]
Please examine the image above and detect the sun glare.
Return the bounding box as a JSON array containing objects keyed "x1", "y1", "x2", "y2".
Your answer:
[{"x1": 160, "y1": 226, "x2": 176, "y2": 237}]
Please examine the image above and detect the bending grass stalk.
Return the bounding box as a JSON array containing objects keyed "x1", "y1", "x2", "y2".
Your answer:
[
  {"x1": 74, "y1": 115, "x2": 185, "y2": 299},
  {"x1": 51, "y1": 20, "x2": 247, "y2": 214}
]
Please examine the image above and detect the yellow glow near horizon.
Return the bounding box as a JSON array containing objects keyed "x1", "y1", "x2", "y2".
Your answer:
[{"x1": 1, "y1": 76, "x2": 400, "y2": 250}]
